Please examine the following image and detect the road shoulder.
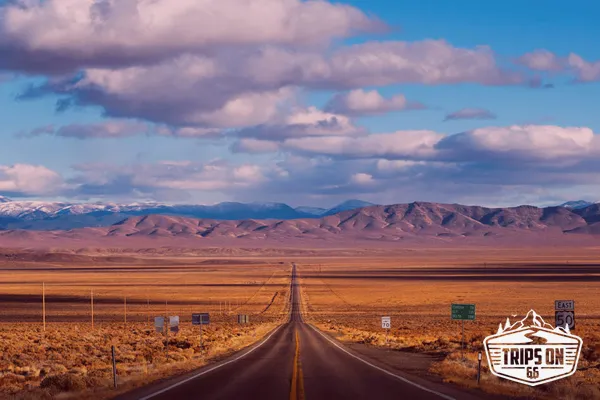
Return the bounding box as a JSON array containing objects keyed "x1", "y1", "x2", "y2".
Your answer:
[
  {"x1": 312, "y1": 325, "x2": 512, "y2": 400},
  {"x1": 113, "y1": 324, "x2": 284, "y2": 400}
]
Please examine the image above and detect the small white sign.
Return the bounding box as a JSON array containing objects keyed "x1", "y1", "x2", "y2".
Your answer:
[
  {"x1": 381, "y1": 316, "x2": 391, "y2": 329},
  {"x1": 169, "y1": 316, "x2": 179, "y2": 333},
  {"x1": 555, "y1": 300, "x2": 574, "y2": 311}
]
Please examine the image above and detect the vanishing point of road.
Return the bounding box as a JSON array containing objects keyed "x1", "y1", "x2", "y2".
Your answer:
[{"x1": 118, "y1": 264, "x2": 486, "y2": 400}]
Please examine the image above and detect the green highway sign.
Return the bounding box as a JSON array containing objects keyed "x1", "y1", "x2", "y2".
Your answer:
[{"x1": 452, "y1": 303, "x2": 476, "y2": 320}]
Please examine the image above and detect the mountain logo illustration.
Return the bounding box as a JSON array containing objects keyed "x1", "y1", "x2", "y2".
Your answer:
[{"x1": 484, "y1": 310, "x2": 583, "y2": 386}]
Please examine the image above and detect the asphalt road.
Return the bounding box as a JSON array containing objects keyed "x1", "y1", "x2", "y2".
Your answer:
[{"x1": 119, "y1": 264, "x2": 483, "y2": 400}]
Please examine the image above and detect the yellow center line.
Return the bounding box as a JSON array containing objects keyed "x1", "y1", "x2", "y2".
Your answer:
[{"x1": 290, "y1": 329, "x2": 305, "y2": 400}]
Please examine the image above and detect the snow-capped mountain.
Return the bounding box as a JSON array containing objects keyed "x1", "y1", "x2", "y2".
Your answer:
[
  {"x1": 0, "y1": 198, "x2": 377, "y2": 230},
  {"x1": 559, "y1": 200, "x2": 595, "y2": 209}
]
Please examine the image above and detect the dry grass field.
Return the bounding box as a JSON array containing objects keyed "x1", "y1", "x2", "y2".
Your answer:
[
  {"x1": 299, "y1": 248, "x2": 600, "y2": 399},
  {"x1": 0, "y1": 255, "x2": 291, "y2": 399},
  {"x1": 2, "y1": 247, "x2": 600, "y2": 399}
]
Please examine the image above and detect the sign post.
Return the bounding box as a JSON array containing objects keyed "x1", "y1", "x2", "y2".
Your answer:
[
  {"x1": 381, "y1": 316, "x2": 391, "y2": 344},
  {"x1": 154, "y1": 317, "x2": 167, "y2": 359},
  {"x1": 192, "y1": 313, "x2": 210, "y2": 348},
  {"x1": 111, "y1": 345, "x2": 117, "y2": 389},
  {"x1": 477, "y1": 352, "x2": 482, "y2": 384},
  {"x1": 451, "y1": 304, "x2": 476, "y2": 360},
  {"x1": 555, "y1": 300, "x2": 575, "y2": 330},
  {"x1": 42, "y1": 282, "x2": 46, "y2": 332}
]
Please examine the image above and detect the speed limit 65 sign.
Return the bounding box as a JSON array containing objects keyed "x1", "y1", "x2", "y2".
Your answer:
[{"x1": 555, "y1": 311, "x2": 575, "y2": 330}]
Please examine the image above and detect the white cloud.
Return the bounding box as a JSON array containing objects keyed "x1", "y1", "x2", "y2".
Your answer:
[
  {"x1": 325, "y1": 40, "x2": 522, "y2": 87},
  {"x1": 436, "y1": 125, "x2": 598, "y2": 162},
  {"x1": 567, "y1": 53, "x2": 600, "y2": 82},
  {"x1": 19, "y1": 121, "x2": 221, "y2": 139},
  {"x1": 516, "y1": 49, "x2": 563, "y2": 72},
  {"x1": 325, "y1": 89, "x2": 422, "y2": 116},
  {"x1": 18, "y1": 38, "x2": 527, "y2": 129},
  {"x1": 0, "y1": 0, "x2": 382, "y2": 73},
  {"x1": 0, "y1": 164, "x2": 65, "y2": 196},
  {"x1": 350, "y1": 172, "x2": 374, "y2": 185},
  {"x1": 517, "y1": 50, "x2": 600, "y2": 82},
  {"x1": 67, "y1": 160, "x2": 275, "y2": 199},
  {"x1": 231, "y1": 106, "x2": 364, "y2": 145},
  {"x1": 283, "y1": 130, "x2": 443, "y2": 159}
]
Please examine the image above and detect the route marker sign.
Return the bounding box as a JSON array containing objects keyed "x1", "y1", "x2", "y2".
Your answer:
[
  {"x1": 555, "y1": 300, "x2": 574, "y2": 310},
  {"x1": 237, "y1": 314, "x2": 249, "y2": 324},
  {"x1": 192, "y1": 313, "x2": 210, "y2": 325},
  {"x1": 555, "y1": 300, "x2": 575, "y2": 330},
  {"x1": 381, "y1": 316, "x2": 391, "y2": 329},
  {"x1": 154, "y1": 316, "x2": 164, "y2": 333},
  {"x1": 451, "y1": 304, "x2": 476, "y2": 320}
]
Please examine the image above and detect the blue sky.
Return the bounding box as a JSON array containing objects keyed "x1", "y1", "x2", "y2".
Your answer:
[{"x1": 1, "y1": 0, "x2": 599, "y2": 206}]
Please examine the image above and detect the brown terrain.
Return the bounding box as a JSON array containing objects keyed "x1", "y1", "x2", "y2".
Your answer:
[
  {"x1": 1, "y1": 202, "x2": 600, "y2": 248},
  {"x1": 1, "y1": 203, "x2": 599, "y2": 399}
]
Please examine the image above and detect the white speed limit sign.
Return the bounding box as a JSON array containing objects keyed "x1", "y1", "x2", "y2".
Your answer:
[
  {"x1": 555, "y1": 311, "x2": 575, "y2": 330},
  {"x1": 381, "y1": 316, "x2": 391, "y2": 329}
]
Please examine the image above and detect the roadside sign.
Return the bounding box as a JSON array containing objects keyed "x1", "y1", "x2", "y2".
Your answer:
[
  {"x1": 169, "y1": 316, "x2": 179, "y2": 334},
  {"x1": 555, "y1": 311, "x2": 575, "y2": 330},
  {"x1": 452, "y1": 304, "x2": 475, "y2": 360},
  {"x1": 555, "y1": 300, "x2": 574, "y2": 311},
  {"x1": 192, "y1": 313, "x2": 210, "y2": 325},
  {"x1": 237, "y1": 314, "x2": 249, "y2": 324},
  {"x1": 451, "y1": 304, "x2": 476, "y2": 320},
  {"x1": 154, "y1": 317, "x2": 164, "y2": 333},
  {"x1": 555, "y1": 300, "x2": 575, "y2": 330},
  {"x1": 381, "y1": 316, "x2": 391, "y2": 329}
]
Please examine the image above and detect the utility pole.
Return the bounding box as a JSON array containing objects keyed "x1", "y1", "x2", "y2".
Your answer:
[
  {"x1": 124, "y1": 296, "x2": 127, "y2": 327},
  {"x1": 461, "y1": 319, "x2": 465, "y2": 360},
  {"x1": 91, "y1": 289, "x2": 94, "y2": 329},
  {"x1": 111, "y1": 345, "x2": 117, "y2": 389},
  {"x1": 42, "y1": 282, "x2": 46, "y2": 332},
  {"x1": 165, "y1": 299, "x2": 169, "y2": 361}
]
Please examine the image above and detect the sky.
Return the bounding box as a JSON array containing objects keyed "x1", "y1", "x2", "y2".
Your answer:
[{"x1": 1, "y1": 0, "x2": 600, "y2": 207}]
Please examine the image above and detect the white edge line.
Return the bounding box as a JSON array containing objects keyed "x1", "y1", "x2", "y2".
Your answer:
[
  {"x1": 308, "y1": 324, "x2": 456, "y2": 400},
  {"x1": 137, "y1": 324, "x2": 284, "y2": 400}
]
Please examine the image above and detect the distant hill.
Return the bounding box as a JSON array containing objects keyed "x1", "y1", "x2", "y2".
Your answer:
[
  {"x1": 322, "y1": 199, "x2": 375, "y2": 216},
  {"x1": 2, "y1": 202, "x2": 600, "y2": 248},
  {"x1": 294, "y1": 206, "x2": 327, "y2": 216}
]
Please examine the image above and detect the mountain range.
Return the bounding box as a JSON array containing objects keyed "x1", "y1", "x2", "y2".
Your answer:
[
  {"x1": 2, "y1": 201, "x2": 600, "y2": 248},
  {"x1": 0, "y1": 197, "x2": 374, "y2": 230}
]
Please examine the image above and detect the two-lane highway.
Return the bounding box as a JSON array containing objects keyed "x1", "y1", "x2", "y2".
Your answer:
[{"x1": 120, "y1": 264, "x2": 483, "y2": 400}]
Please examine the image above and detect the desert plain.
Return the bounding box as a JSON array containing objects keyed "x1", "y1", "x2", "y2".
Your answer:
[{"x1": 0, "y1": 246, "x2": 599, "y2": 399}]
